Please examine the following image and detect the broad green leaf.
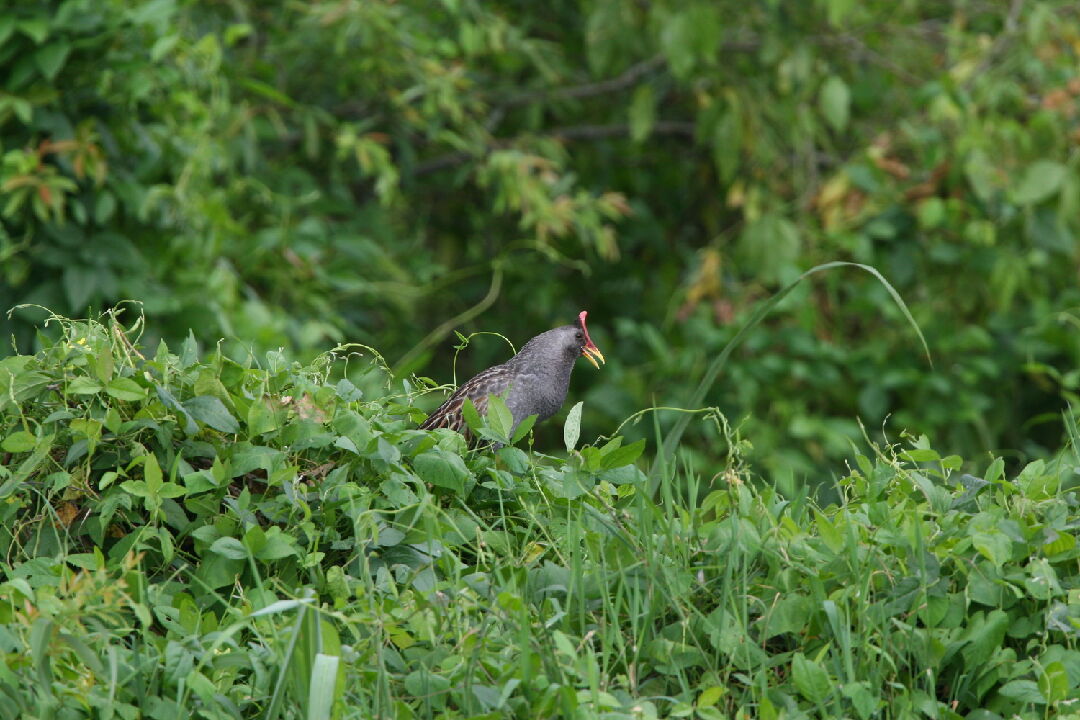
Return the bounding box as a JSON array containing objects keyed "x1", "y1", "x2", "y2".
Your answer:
[
  {"x1": 1, "y1": 430, "x2": 36, "y2": 453},
  {"x1": 901, "y1": 448, "x2": 940, "y2": 462},
  {"x1": 971, "y1": 530, "x2": 1012, "y2": 568},
  {"x1": 1042, "y1": 530, "x2": 1076, "y2": 557},
  {"x1": 18, "y1": 18, "x2": 49, "y2": 43},
  {"x1": 106, "y1": 377, "x2": 146, "y2": 401},
  {"x1": 68, "y1": 376, "x2": 103, "y2": 395},
  {"x1": 209, "y1": 537, "x2": 248, "y2": 560},
  {"x1": 1039, "y1": 661, "x2": 1069, "y2": 704},
  {"x1": 34, "y1": 41, "x2": 71, "y2": 80},
  {"x1": 563, "y1": 401, "x2": 583, "y2": 452},
  {"x1": 600, "y1": 438, "x2": 646, "y2": 469},
  {"x1": 791, "y1": 652, "x2": 831, "y2": 703},
  {"x1": 487, "y1": 394, "x2": 513, "y2": 439},
  {"x1": 143, "y1": 453, "x2": 162, "y2": 493},
  {"x1": 841, "y1": 681, "x2": 878, "y2": 720},
  {"x1": 413, "y1": 449, "x2": 470, "y2": 496},
  {"x1": 1011, "y1": 160, "x2": 1067, "y2": 205},
  {"x1": 461, "y1": 397, "x2": 482, "y2": 432},
  {"x1": 764, "y1": 593, "x2": 812, "y2": 638},
  {"x1": 997, "y1": 679, "x2": 1045, "y2": 704},
  {"x1": 697, "y1": 686, "x2": 726, "y2": 709},
  {"x1": 983, "y1": 456, "x2": 1005, "y2": 483},
  {"x1": 819, "y1": 75, "x2": 850, "y2": 132},
  {"x1": 247, "y1": 398, "x2": 280, "y2": 436},
  {"x1": 183, "y1": 395, "x2": 240, "y2": 434},
  {"x1": 150, "y1": 34, "x2": 178, "y2": 62},
  {"x1": 961, "y1": 609, "x2": 1009, "y2": 666},
  {"x1": 245, "y1": 525, "x2": 297, "y2": 561},
  {"x1": 511, "y1": 413, "x2": 537, "y2": 444}
]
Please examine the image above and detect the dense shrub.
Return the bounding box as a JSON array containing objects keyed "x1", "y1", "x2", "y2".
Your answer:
[{"x1": 2, "y1": 315, "x2": 1079, "y2": 718}]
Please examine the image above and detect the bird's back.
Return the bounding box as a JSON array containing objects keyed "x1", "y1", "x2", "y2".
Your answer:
[{"x1": 418, "y1": 362, "x2": 517, "y2": 435}]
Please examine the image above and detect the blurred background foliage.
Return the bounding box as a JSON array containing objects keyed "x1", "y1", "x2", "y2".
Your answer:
[{"x1": 2, "y1": 0, "x2": 1079, "y2": 478}]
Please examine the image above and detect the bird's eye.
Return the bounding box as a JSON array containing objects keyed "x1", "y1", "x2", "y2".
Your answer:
[{"x1": 575, "y1": 332, "x2": 584, "y2": 342}]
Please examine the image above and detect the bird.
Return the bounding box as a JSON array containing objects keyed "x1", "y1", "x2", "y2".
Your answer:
[{"x1": 419, "y1": 310, "x2": 605, "y2": 441}]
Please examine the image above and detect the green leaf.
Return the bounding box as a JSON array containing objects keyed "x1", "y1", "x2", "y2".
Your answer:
[
  {"x1": 764, "y1": 593, "x2": 812, "y2": 638},
  {"x1": 150, "y1": 34, "x2": 179, "y2": 62},
  {"x1": 120, "y1": 480, "x2": 148, "y2": 498},
  {"x1": 461, "y1": 397, "x2": 482, "y2": 432},
  {"x1": 252, "y1": 527, "x2": 297, "y2": 561},
  {"x1": 961, "y1": 609, "x2": 1009, "y2": 666},
  {"x1": 209, "y1": 537, "x2": 248, "y2": 560},
  {"x1": 1012, "y1": 160, "x2": 1067, "y2": 205},
  {"x1": 143, "y1": 452, "x2": 162, "y2": 493},
  {"x1": 1039, "y1": 661, "x2": 1069, "y2": 704},
  {"x1": 1, "y1": 430, "x2": 37, "y2": 453},
  {"x1": 840, "y1": 682, "x2": 877, "y2": 720},
  {"x1": 106, "y1": 377, "x2": 146, "y2": 401},
  {"x1": 791, "y1": 652, "x2": 831, "y2": 704},
  {"x1": 129, "y1": 0, "x2": 177, "y2": 26},
  {"x1": 413, "y1": 448, "x2": 470, "y2": 496},
  {"x1": 487, "y1": 394, "x2": 513, "y2": 439},
  {"x1": 183, "y1": 395, "x2": 240, "y2": 434},
  {"x1": 600, "y1": 438, "x2": 646, "y2": 469},
  {"x1": 34, "y1": 41, "x2": 71, "y2": 81},
  {"x1": 563, "y1": 401, "x2": 583, "y2": 452},
  {"x1": 984, "y1": 456, "x2": 1005, "y2": 483},
  {"x1": 971, "y1": 530, "x2": 1012, "y2": 568},
  {"x1": 247, "y1": 398, "x2": 280, "y2": 436},
  {"x1": 179, "y1": 331, "x2": 199, "y2": 369},
  {"x1": 511, "y1": 413, "x2": 537, "y2": 444},
  {"x1": 901, "y1": 448, "x2": 940, "y2": 462},
  {"x1": 629, "y1": 85, "x2": 656, "y2": 143},
  {"x1": 1042, "y1": 530, "x2": 1075, "y2": 557},
  {"x1": 818, "y1": 75, "x2": 850, "y2": 132},
  {"x1": 18, "y1": 18, "x2": 49, "y2": 44},
  {"x1": 307, "y1": 653, "x2": 341, "y2": 720},
  {"x1": 997, "y1": 679, "x2": 1045, "y2": 704}
]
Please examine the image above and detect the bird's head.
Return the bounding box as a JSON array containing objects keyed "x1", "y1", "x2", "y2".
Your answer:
[
  {"x1": 512, "y1": 311, "x2": 606, "y2": 371},
  {"x1": 575, "y1": 310, "x2": 605, "y2": 369}
]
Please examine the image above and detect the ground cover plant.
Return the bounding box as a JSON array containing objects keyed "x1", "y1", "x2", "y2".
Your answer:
[{"x1": 2, "y1": 312, "x2": 1079, "y2": 719}]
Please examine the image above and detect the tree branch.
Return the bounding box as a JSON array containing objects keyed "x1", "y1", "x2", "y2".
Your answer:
[
  {"x1": 502, "y1": 55, "x2": 667, "y2": 107},
  {"x1": 410, "y1": 121, "x2": 696, "y2": 177}
]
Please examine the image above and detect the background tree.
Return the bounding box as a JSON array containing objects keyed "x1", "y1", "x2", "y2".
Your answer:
[{"x1": 2, "y1": 0, "x2": 1079, "y2": 476}]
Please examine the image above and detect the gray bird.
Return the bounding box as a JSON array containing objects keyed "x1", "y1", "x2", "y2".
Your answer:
[{"x1": 419, "y1": 311, "x2": 605, "y2": 440}]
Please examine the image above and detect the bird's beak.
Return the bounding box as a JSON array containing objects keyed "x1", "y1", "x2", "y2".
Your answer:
[{"x1": 582, "y1": 343, "x2": 605, "y2": 370}]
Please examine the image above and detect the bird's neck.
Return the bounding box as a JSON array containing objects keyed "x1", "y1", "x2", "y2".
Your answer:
[{"x1": 508, "y1": 352, "x2": 576, "y2": 417}]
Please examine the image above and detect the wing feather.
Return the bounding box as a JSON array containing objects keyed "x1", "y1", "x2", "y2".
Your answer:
[{"x1": 419, "y1": 364, "x2": 513, "y2": 439}]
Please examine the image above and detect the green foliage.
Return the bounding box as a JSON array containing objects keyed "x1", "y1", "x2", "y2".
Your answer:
[
  {"x1": 2, "y1": 0, "x2": 1080, "y2": 489},
  {"x1": 2, "y1": 315, "x2": 1080, "y2": 718}
]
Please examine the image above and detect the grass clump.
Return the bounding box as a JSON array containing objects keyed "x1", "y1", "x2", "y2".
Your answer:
[{"x1": 1, "y1": 312, "x2": 1079, "y2": 719}]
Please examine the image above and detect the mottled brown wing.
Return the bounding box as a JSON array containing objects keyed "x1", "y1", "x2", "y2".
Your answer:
[{"x1": 418, "y1": 364, "x2": 514, "y2": 437}]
